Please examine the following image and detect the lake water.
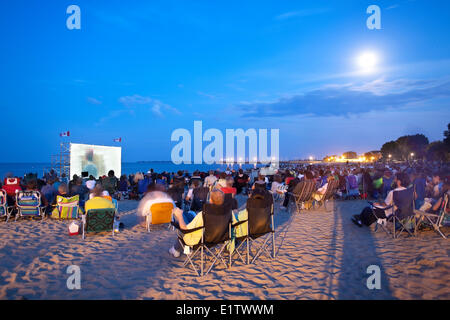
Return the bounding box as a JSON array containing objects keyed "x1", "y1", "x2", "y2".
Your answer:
[{"x1": 0, "y1": 162, "x2": 263, "y2": 179}]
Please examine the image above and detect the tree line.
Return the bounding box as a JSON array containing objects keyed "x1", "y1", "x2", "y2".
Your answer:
[{"x1": 380, "y1": 123, "x2": 450, "y2": 162}]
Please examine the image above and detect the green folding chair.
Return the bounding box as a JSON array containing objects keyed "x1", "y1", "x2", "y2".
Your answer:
[{"x1": 81, "y1": 208, "x2": 116, "y2": 239}]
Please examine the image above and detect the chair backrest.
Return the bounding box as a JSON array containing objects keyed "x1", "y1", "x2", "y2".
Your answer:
[
  {"x1": 202, "y1": 203, "x2": 232, "y2": 245},
  {"x1": 150, "y1": 202, "x2": 174, "y2": 225},
  {"x1": 438, "y1": 193, "x2": 449, "y2": 227},
  {"x1": 191, "y1": 187, "x2": 209, "y2": 212},
  {"x1": 54, "y1": 195, "x2": 80, "y2": 219},
  {"x1": 16, "y1": 191, "x2": 41, "y2": 216},
  {"x1": 3, "y1": 178, "x2": 21, "y2": 196},
  {"x1": 167, "y1": 187, "x2": 183, "y2": 206},
  {"x1": 293, "y1": 180, "x2": 316, "y2": 202},
  {"x1": 85, "y1": 208, "x2": 116, "y2": 233},
  {"x1": 323, "y1": 179, "x2": 339, "y2": 201},
  {"x1": 246, "y1": 195, "x2": 273, "y2": 238},
  {"x1": 224, "y1": 193, "x2": 238, "y2": 211},
  {"x1": 0, "y1": 189, "x2": 7, "y2": 217},
  {"x1": 0, "y1": 189, "x2": 6, "y2": 206},
  {"x1": 393, "y1": 187, "x2": 415, "y2": 220}
]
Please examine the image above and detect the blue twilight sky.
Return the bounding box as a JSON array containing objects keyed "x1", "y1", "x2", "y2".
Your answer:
[{"x1": 0, "y1": 0, "x2": 449, "y2": 162}]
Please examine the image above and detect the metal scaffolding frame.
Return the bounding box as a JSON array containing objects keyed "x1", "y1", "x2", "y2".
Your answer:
[{"x1": 45, "y1": 141, "x2": 71, "y2": 180}]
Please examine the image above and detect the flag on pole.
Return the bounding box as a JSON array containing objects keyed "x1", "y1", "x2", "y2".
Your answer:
[
  {"x1": 113, "y1": 138, "x2": 122, "y2": 143},
  {"x1": 60, "y1": 131, "x2": 70, "y2": 137}
]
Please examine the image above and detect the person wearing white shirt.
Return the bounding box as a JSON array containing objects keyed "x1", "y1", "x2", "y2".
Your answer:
[
  {"x1": 352, "y1": 173, "x2": 409, "y2": 227},
  {"x1": 204, "y1": 171, "x2": 217, "y2": 188}
]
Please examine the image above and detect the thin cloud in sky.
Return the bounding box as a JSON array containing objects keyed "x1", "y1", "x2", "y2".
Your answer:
[
  {"x1": 238, "y1": 78, "x2": 450, "y2": 118},
  {"x1": 197, "y1": 91, "x2": 218, "y2": 99},
  {"x1": 118, "y1": 94, "x2": 181, "y2": 117},
  {"x1": 87, "y1": 97, "x2": 102, "y2": 105},
  {"x1": 386, "y1": 4, "x2": 400, "y2": 10},
  {"x1": 274, "y1": 8, "x2": 330, "y2": 21}
]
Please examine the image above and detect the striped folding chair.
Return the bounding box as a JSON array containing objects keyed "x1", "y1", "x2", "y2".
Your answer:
[
  {"x1": 15, "y1": 191, "x2": 45, "y2": 221},
  {"x1": 51, "y1": 195, "x2": 81, "y2": 219}
]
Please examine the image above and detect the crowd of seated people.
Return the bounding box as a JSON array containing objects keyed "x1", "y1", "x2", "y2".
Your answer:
[
  {"x1": 1, "y1": 160, "x2": 448, "y2": 227},
  {"x1": 0, "y1": 169, "x2": 124, "y2": 218},
  {"x1": 169, "y1": 183, "x2": 274, "y2": 258}
]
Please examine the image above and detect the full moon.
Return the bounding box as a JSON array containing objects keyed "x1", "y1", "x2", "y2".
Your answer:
[{"x1": 357, "y1": 52, "x2": 378, "y2": 73}]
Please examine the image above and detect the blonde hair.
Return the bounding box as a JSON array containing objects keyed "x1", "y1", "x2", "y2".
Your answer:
[{"x1": 134, "y1": 172, "x2": 144, "y2": 183}]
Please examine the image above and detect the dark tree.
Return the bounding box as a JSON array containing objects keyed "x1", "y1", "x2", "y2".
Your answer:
[
  {"x1": 426, "y1": 141, "x2": 448, "y2": 162},
  {"x1": 444, "y1": 123, "x2": 450, "y2": 150},
  {"x1": 343, "y1": 151, "x2": 358, "y2": 159},
  {"x1": 381, "y1": 141, "x2": 399, "y2": 160},
  {"x1": 395, "y1": 134, "x2": 429, "y2": 160}
]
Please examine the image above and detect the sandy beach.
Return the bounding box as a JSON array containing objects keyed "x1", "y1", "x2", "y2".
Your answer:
[{"x1": 0, "y1": 197, "x2": 448, "y2": 300}]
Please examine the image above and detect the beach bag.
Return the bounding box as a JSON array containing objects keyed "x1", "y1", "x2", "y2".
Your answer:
[{"x1": 68, "y1": 221, "x2": 80, "y2": 236}]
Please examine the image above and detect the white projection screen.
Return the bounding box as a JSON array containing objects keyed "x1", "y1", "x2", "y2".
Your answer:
[{"x1": 70, "y1": 143, "x2": 121, "y2": 179}]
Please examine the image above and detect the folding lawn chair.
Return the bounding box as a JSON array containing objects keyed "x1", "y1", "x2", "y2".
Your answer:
[
  {"x1": 173, "y1": 203, "x2": 232, "y2": 277},
  {"x1": 371, "y1": 187, "x2": 416, "y2": 239},
  {"x1": 414, "y1": 193, "x2": 448, "y2": 239},
  {"x1": 15, "y1": 190, "x2": 45, "y2": 221},
  {"x1": 51, "y1": 195, "x2": 81, "y2": 219},
  {"x1": 232, "y1": 194, "x2": 275, "y2": 265},
  {"x1": 290, "y1": 180, "x2": 316, "y2": 213},
  {"x1": 81, "y1": 208, "x2": 116, "y2": 239},
  {"x1": 315, "y1": 179, "x2": 339, "y2": 211},
  {"x1": 146, "y1": 200, "x2": 174, "y2": 232},
  {"x1": 0, "y1": 189, "x2": 12, "y2": 222}
]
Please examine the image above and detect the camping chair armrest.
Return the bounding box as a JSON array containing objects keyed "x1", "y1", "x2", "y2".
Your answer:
[
  {"x1": 369, "y1": 202, "x2": 392, "y2": 211},
  {"x1": 232, "y1": 219, "x2": 248, "y2": 227},
  {"x1": 414, "y1": 209, "x2": 439, "y2": 218},
  {"x1": 171, "y1": 221, "x2": 204, "y2": 234},
  {"x1": 178, "y1": 226, "x2": 204, "y2": 235}
]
